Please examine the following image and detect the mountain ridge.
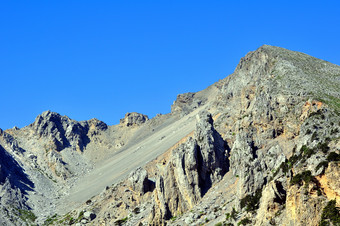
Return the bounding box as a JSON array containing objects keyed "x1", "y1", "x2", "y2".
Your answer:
[{"x1": 0, "y1": 45, "x2": 339, "y2": 225}]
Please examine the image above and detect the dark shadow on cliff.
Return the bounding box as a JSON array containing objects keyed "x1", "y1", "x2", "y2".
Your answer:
[{"x1": 0, "y1": 145, "x2": 34, "y2": 194}]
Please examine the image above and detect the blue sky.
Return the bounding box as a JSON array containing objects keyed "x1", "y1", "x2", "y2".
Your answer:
[{"x1": 1, "y1": 1, "x2": 339, "y2": 129}]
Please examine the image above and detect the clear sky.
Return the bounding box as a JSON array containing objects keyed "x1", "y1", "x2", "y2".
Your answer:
[{"x1": 1, "y1": 1, "x2": 339, "y2": 129}]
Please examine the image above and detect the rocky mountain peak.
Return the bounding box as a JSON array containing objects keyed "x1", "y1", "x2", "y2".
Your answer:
[
  {"x1": 86, "y1": 118, "x2": 107, "y2": 130},
  {"x1": 29, "y1": 111, "x2": 108, "y2": 152},
  {"x1": 119, "y1": 112, "x2": 149, "y2": 127},
  {"x1": 31, "y1": 110, "x2": 69, "y2": 133}
]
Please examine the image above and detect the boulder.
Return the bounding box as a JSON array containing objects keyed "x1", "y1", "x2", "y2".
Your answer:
[{"x1": 83, "y1": 211, "x2": 96, "y2": 221}]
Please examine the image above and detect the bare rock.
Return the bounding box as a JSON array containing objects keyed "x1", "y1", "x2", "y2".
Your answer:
[
  {"x1": 150, "y1": 110, "x2": 227, "y2": 222},
  {"x1": 84, "y1": 211, "x2": 96, "y2": 220},
  {"x1": 128, "y1": 167, "x2": 151, "y2": 195},
  {"x1": 30, "y1": 110, "x2": 107, "y2": 151},
  {"x1": 171, "y1": 92, "x2": 204, "y2": 115},
  {"x1": 120, "y1": 112, "x2": 149, "y2": 127},
  {"x1": 195, "y1": 111, "x2": 228, "y2": 188}
]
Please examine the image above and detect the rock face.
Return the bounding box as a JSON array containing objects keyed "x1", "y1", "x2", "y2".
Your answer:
[
  {"x1": 30, "y1": 111, "x2": 107, "y2": 151},
  {"x1": 1, "y1": 45, "x2": 340, "y2": 226},
  {"x1": 119, "y1": 112, "x2": 149, "y2": 127},
  {"x1": 0, "y1": 134, "x2": 33, "y2": 226},
  {"x1": 171, "y1": 92, "x2": 205, "y2": 115},
  {"x1": 150, "y1": 111, "x2": 227, "y2": 224},
  {"x1": 128, "y1": 167, "x2": 152, "y2": 195}
]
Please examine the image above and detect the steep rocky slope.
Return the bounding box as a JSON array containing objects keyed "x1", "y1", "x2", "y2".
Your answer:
[{"x1": 0, "y1": 45, "x2": 339, "y2": 225}]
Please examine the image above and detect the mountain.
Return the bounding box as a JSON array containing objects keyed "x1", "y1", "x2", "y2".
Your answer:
[{"x1": 0, "y1": 45, "x2": 339, "y2": 225}]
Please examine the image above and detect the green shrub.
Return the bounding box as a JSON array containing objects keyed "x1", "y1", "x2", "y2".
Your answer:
[
  {"x1": 290, "y1": 170, "x2": 313, "y2": 186},
  {"x1": 301, "y1": 145, "x2": 315, "y2": 158},
  {"x1": 319, "y1": 200, "x2": 340, "y2": 226},
  {"x1": 17, "y1": 209, "x2": 37, "y2": 223},
  {"x1": 170, "y1": 216, "x2": 177, "y2": 221},
  {"x1": 240, "y1": 189, "x2": 262, "y2": 212},
  {"x1": 317, "y1": 189, "x2": 322, "y2": 196},
  {"x1": 215, "y1": 223, "x2": 223, "y2": 226},
  {"x1": 327, "y1": 152, "x2": 340, "y2": 161},
  {"x1": 289, "y1": 153, "x2": 302, "y2": 166},
  {"x1": 115, "y1": 216, "x2": 128, "y2": 225},
  {"x1": 237, "y1": 217, "x2": 252, "y2": 225},
  {"x1": 44, "y1": 214, "x2": 58, "y2": 225},
  {"x1": 230, "y1": 207, "x2": 238, "y2": 220},
  {"x1": 300, "y1": 145, "x2": 309, "y2": 153},
  {"x1": 317, "y1": 142, "x2": 330, "y2": 153}
]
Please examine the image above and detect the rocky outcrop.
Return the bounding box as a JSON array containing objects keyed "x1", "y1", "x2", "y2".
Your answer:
[
  {"x1": 119, "y1": 112, "x2": 149, "y2": 127},
  {"x1": 0, "y1": 129, "x2": 24, "y2": 155},
  {"x1": 46, "y1": 150, "x2": 71, "y2": 179},
  {"x1": 30, "y1": 111, "x2": 107, "y2": 151},
  {"x1": 0, "y1": 142, "x2": 33, "y2": 226},
  {"x1": 150, "y1": 111, "x2": 227, "y2": 223},
  {"x1": 128, "y1": 167, "x2": 153, "y2": 195},
  {"x1": 171, "y1": 92, "x2": 206, "y2": 115}
]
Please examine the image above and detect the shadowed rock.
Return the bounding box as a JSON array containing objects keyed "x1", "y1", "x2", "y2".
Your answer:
[{"x1": 0, "y1": 144, "x2": 34, "y2": 193}]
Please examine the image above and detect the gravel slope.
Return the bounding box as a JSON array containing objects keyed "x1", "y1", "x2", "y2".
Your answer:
[{"x1": 56, "y1": 108, "x2": 202, "y2": 214}]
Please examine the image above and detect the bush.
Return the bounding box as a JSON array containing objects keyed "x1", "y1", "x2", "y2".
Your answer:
[
  {"x1": 230, "y1": 207, "x2": 238, "y2": 220},
  {"x1": 225, "y1": 212, "x2": 231, "y2": 220},
  {"x1": 238, "y1": 217, "x2": 252, "y2": 225},
  {"x1": 317, "y1": 142, "x2": 330, "y2": 153},
  {"x1": 115, "y1": 216, "x2": 128, "y2": 225},
  {"x1": 301, "y1": 145, "x2": 315, "y2": 158},
  {"x1": 290, "y1": 170, "x2": 313, "y2": 186},
  {"x1": 319, "y1": 200, "x2": 340, "y2": 226},
  {"x1": 44, "y1": 214, "x2": 58, "y2": 225},
  {"x1": 327, "y1": 152, "x2": 340, "y2": 161},
  {"x1": 17, "y1": 209, "x2": 37, "y2": 223},
  {"x1": 240, "y1": 189, "x2": 262, "y2": 212},
  {"x1": 289, "y1": 153, "x2": 302, "y2": 166}
]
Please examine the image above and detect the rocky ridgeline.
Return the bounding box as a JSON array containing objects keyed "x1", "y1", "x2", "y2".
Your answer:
[
  {"x1": 0, "y1": 45, "x2": 339, "y2": 225},
  {"x1": 171, "y1": 92, "x2": 206, "y2": 115},
  {"x1": 30, "y1": 110, "x2": 108, "y2": 152},
  {"x1": 0, "y1": 130, "x2": 32, "y2": 225}
]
